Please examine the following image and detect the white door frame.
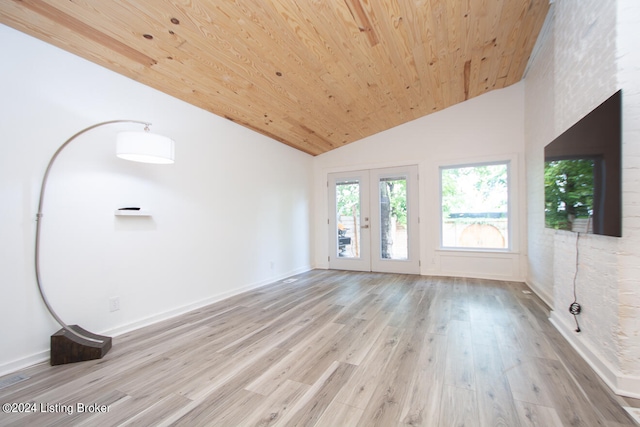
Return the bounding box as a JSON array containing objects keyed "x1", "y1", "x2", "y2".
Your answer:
[{"x1": 328, "y1": 165, "x2": 420, "y2": 274}]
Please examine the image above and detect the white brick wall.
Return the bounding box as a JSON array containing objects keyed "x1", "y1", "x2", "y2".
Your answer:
[
  {"x1": 616, "y1": 0, "x2": 640, "y2": 377},
  {"x1": 525, "y1": 0, "x2": 640, "y2": 393},
  {"x1": 554, "y1": 1, "x2": 617, "y2": 129}
]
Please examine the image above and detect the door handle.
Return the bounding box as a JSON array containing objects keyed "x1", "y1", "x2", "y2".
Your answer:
[{"x1": 361, "y1": 225, "x2": 369, "y2": 229}]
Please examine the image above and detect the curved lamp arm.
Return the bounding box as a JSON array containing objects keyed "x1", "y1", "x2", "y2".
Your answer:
[{"x1": 35, "y1": 120, "x2": 151, "y2": 344}]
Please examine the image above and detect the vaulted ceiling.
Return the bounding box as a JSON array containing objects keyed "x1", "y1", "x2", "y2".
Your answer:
[{"x1": 0, "y1": 0, "x2": 549, "y2": 155}]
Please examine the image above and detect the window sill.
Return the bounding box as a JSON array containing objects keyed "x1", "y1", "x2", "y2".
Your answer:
[{"x1": 437, "y1": 248, "x2": 519, "y2": 255}]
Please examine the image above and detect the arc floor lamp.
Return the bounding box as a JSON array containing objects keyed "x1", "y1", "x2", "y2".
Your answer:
[{"x1": 35, "y1": 120, "x2": 175, "y2": 365}]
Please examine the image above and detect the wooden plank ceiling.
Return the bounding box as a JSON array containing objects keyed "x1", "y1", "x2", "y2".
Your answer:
[{"x1": 0, "y1": 0, "x2": 549, "y2": 155}]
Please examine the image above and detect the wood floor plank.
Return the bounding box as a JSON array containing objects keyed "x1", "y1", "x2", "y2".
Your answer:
[
  {"x1": 246, "y1": 321, "x2": 344, "y2": 396},
  {"x1": 398, "y1": 333, "x2": 447, "y2": 426},
  {"x1": 273, "y1": 361, "x2": 356, "y2": 427},
  {"x1": 167, "y1": 388, "x2": 263, "y2": 426},
  {"x1": 0, "y1": 270, "x2": 636, "y2": 426},
  {"x1": 514, "y1": 400, "x2": 564, "y2": 427},
  {"x1": 378, "y1": 275, "x2": 415, "y2": 313},
  {"x1": 438, "y1": 385, "x2": 479, "y2": 427},
  {"x1": 494, "y1": 322, "x2": 526, "y2": 354},
  {"x1": 236, "y1": 379, "x2": 309, "y2": 426},
  {"x1": 185, "y1": 345, "x2": 290, "y2": 402},
  {"x1": 356, "y1": 328, "x2": 421, "y2": 426},
  {"x1": 424, "y1": 281, "x2": 452, "y2": 335},
  {"x1": 72, "y1": 392, "x2": 166, "y2": 427},
  {"x1": 172, "y1": 352, "x2": 238, "y2": 398},
  {"x1": 335, "y1": 325, "x2": 403, "y2": 409},
  {"x1": 444, "y1": 319, "x2": 476, "y2": 391},
  {"x1": 334, "y1": 293, "x2": 378, "y2": 324},
  {"x1": 536, "y1": 357, "x2": 608, "y2": 426},
  {"x1": 473, "y1": 342, "x2": 522, "y2": 427},
  {"x1": 508, "y1": 310, "x2": 558, "y2": 360},
  {"x1": 287, "y1": 318, "x2": 368, "y2": 384},
  {"x1": 338, "y1": 310, "x2": 394, "y2": 366},
  {"x1": 314, "y1": 399, "x2": 364, "y2": 426},
  {"x1": 275, "y1": 304, "x2": 343, "y2": 351},
  {"x1": 116, "y1": 393, "x2": 192, "y2": 427},
  {"x1": 469, "y1": 310, "x2": 500, "y2": 349},
  {"x1": 501, "y1": 351, "x2": 556, "y2": 407},
  {"x1": 161, "y1": 347, "x2": 290, "y2": 425},
  {"x1": 450, "y1": 276, "x2": 471, "y2": 321}
]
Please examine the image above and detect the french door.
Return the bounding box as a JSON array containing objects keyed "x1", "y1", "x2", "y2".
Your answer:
[{"x1": 328, "y1": 165, "x2": 420, "y2": 274}]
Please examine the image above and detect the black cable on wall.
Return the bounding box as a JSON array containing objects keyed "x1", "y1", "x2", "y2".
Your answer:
[{"x1": 569, "y1": 232, "x2": 582, "y2": 332}]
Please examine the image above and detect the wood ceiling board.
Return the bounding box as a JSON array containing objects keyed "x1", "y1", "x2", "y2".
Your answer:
[
  {"x1": 0, "y1": 0, "x2": 550, "y2": 155},
  {"x1": 504, "y1": 0, "x2": 551, "y2": 86}
]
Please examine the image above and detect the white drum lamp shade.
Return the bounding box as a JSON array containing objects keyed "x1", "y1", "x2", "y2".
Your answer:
[{"x1": 117, "y1": 131, "x2": 175, "y2": 164}]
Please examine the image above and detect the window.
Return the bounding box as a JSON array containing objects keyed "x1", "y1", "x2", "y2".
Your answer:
[{"x1": 440, "y1": 162, "x2": 509, "y2": 249}]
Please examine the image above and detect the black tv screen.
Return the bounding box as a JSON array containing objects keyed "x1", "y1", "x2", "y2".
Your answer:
[{"x1": 544, "y1": 90, "x2": 622, "y2": 237}]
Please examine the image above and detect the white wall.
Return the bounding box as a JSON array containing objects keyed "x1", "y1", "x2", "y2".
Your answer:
[
  {"x1": 0, "y1": 25, "x2": 313, "y2": 375},
  {"x1": 313, "y1": 83, "x2": 527, "y2": 281},
  {"x1": 525, "y1": 0, "x2": 640, "y2": 397}
]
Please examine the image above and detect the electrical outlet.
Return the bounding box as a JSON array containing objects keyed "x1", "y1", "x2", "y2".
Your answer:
[{"x1": 109, "y1": 297, "x2": 120, "y2": 312}]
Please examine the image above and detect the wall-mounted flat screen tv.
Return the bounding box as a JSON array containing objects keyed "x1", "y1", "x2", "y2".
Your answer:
[{"x1": 544, "y1": 90, "x2": 622, "y2": 237}]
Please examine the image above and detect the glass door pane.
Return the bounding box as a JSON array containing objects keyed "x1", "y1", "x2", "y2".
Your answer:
[
  {"x1": 335, "y1": 179, "x2": 361, "y2": 259},
  {"x1": 379, "y1": 176, "x2": 408, "y2": 260},
  {"x1": 370, "y1": 165, "x2": 419, "y2": 274},
  {"x1": 328, "y1": 171, "x2": 371, "y2": 272}
]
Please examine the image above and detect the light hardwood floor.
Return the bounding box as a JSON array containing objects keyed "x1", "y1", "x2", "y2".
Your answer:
[{"x1": 1, "y1": 270, "x2": 638, "y2": 426}]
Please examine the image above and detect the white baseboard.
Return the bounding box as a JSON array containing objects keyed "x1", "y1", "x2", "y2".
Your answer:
[
  {"x1": 420, "y1": 269, "x2": 525, "y2": 283},
  {"x1": 525, "y1": 277, "x2": 554, "y2": 308},
  {"x1": 624, "y1": 407, "x2": 640, "y2": 424},
  {"x1": 0, "y1": 352, "x2": 50, "y2": 380},
  {"x1": 0, "y1": 265, "x2": 312, "y2": 378},
  {"x1": 550, "y1": 311, "x2": 640, "y2": 399}
]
